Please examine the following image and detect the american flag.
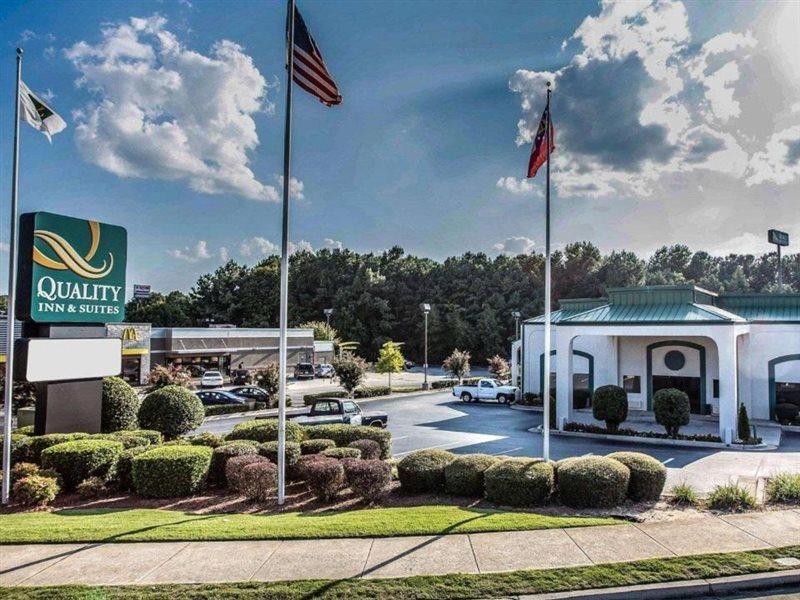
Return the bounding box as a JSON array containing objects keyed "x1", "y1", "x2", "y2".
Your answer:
[
  {"x1": 526, "y1": 103, "x2": 554, "y2": 178},
  {"x1": 290, "y1": 6, "x2": 342, "y2": 106}
]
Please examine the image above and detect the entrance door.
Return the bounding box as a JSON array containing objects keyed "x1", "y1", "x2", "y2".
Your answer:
[{"x1": 652, "y1": 375, "x2": 702, "y2": 414}]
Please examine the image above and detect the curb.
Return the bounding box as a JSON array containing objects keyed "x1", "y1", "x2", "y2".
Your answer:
[
  {"x1": 514, "y1": 568, "x2": 800, "y2": 599},
  {"x1": 509, "y1": 404, "x2": 542, "y2": 412}
]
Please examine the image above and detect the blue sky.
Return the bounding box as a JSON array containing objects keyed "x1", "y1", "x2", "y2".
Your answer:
[{"x1": 1, "y1": 0, "x2": 798, "y2": 295}]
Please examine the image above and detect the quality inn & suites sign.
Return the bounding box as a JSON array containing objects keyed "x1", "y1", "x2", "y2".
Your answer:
[{"x1": 16, "y1": 212, "x2": 127, "y2": 323}]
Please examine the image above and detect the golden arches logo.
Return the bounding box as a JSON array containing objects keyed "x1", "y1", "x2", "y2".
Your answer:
[{"x1": 33, "y1": 221, "x2": 114, "y2": 280}]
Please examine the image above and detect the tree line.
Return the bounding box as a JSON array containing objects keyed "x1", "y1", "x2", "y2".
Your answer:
[{"x1": 124, "y1": 243, "x2": 796, "y2": 363}]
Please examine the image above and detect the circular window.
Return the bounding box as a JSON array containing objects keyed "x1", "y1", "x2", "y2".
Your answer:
[{"x1": 664, "y1": 350, "x2": 686, "y2": 371}]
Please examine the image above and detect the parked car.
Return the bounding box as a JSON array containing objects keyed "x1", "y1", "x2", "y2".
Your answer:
[
  {"x1": 231, "y1": 369, "x2": 251, "y2": 385},
  {"x1": 294, "y1": 362, "x2": 314, "y2": 380},
  {"x1": 186, "y1": 364, "x2": 207, "y2": 377},
  {"x1": 196, "y1": 390, "x2": 249, "y2": 407},
  {"x1": 314, "y1": 363, "x2": 334, "y2": 378},
  {"x1": 453, "y1": 378, "x2": 517, "y2": 404},
  {"x1": 229, "y1": 386, "x2": 270, "y2": 404},
  {"x1": 292, "y1": 398, "x2": 387, "y2": 427},
  {"x1": 200, "y1": 370, "x2": 224, "y2": 388},
  {"x1": 404, "y1": 360, "x2": 415, "y2": 370}
]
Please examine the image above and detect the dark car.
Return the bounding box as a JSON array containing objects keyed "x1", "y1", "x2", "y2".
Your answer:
[
  {"x1": 292, "y1": 398, "x2": 388, "y2": 428},
  {"x1": 230, "y1": 386, "x2": 270, "y2": 404},
  {"x1": 294, "y1": 362, "x2": 314, "y2": 380},
  {"x1": 195, "y1": 390, "x2": 249, "y2": 406},
  {"x1": 231, "y1": 369, "x2": 251, "y2": 385},
  {"x1": 186, "y1": 364, "x2": 207, "y2": 377}
]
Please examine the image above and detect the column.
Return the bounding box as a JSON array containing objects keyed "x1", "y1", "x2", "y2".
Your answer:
[
  {"x1": 555, "y1": 333, "x2": 574, "y2": 429},
  {"x1": 715, "y1": 329, "x2": 738, "y2": 445}
]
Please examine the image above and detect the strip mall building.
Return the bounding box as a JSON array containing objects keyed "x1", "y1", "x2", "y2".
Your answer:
[{"x1": 511, "y1": 285, "x2": 800, "y2": 443}]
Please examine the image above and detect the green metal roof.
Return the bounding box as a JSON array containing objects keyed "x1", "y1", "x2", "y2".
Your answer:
[
  {"x1": 558, "y1": 302, "x2": 745, "y2": 325},
  {"x1": 525, "y1": 309, "x2": 591, "y2": 324},
  {"x1": 525, "y1": 298, "x2": 608, "y2": 324},
  {"x1": 606, "y1": 285, "x2": 718, "y2": 306},
  {"x1": 718, "y1": 293, "x2": 800, "y2": 322}
]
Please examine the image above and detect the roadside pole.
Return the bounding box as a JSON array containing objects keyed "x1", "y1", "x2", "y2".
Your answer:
[{"x1": 542, "y1": 82, "x2": 552, "y2": 463}]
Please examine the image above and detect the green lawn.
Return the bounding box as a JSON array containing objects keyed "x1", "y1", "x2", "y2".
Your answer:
[
  {"x1": 2, "y1": 545, "x2": 799, "y2": 599},
  {"x1": 0, "y1": 506, "x2": 618, "y2": 544}
]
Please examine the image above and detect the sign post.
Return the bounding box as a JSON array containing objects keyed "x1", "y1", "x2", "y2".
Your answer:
[
  {"x1": 768, "y1": 229, "x2": 789, "y2": 291},
  {"x1": 133, "y1": 284, "x2": 151, "y2": 300}
]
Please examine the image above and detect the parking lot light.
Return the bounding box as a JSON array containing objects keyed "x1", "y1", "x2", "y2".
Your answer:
[{"x1": 420, "y1": 303, "x2": 431, "y2": 389}]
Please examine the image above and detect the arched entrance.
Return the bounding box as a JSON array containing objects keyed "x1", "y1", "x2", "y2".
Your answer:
[
  {"x1": 768, "y1": 354, "x2": 800, "y2": 420},
  {"x1": 647, "y1": 340, "x2": 707, "y2": 414},
  {"x1": 540, "y1": 349, "x2": 594, "y2": 408}
]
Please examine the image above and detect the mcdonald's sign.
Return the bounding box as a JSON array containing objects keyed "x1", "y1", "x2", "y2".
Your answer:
[{"x1": 121, "y1": 327, "x2": 139, "y2": 341}]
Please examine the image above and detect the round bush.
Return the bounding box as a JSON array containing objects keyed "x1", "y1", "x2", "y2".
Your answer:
[
  {"x1": 101, "y1": 376, "x2": 141, "y2": 433},
  {"x1": 41, "y1": 439, "x2": 124, "y2": 490},
  {"x1": 607, "y1": 452, "x2": 667, "y2": 502},
  {"x1": 27, "y1": 433, "x2": 90, "y2": 464},
  {"x1": 321, "y1": 447, "x2": 362, "y2": 460},
  {"x1": 592, "y1": 385, "x2": 628, "y2": 433},
  {"x1": 107, "y1": 432, "x2": 151, "y2": 449},
  {"x1": 226, "y1": 454, "x2": 269, "y2": 492},
  {"x1": 259, "y1": 441, "x2": 302, "y2": 469},
  {"x1": 484, "y1": 458, "x2": 554, "y2": 506},
  {"x1": 129, "y1": 430, "x2": 163, "y2": 445},
  {"x1": 300, "y1": 439, "x2": 336, "y2": 455},
  {"x1": 653, "y1": 388, "x2": 691, "y2": 437},
  {"x1": 76, "y1": 476, "x2": 108, "y2": 500},
  {"x1": 445, "y1": 454, "x2": 501, "y2": 497},
  {"x1": 138, "y1": 385, "x2": 205, "y2": 440},
  {"x1": 13, "y1": 425, "x2": 34, "y2": 436},
  {"x1": 304, "y1": 456, "x2": 345, "y2": 501},
  {"x1": 10, "y1": 462, "x2": 40, "y2": 486},
  {"x1": 344, "y1": 459, "x2": 391, "y2": 501},
  {"x1": 348, "y1": 439, "x2": 381, "y2": 460},
  {"x1": 13, "y1": 475, "x2": 59, "y2": 506},
  {"x1": 186, "y1": 432, "x2": 225, "y2": 448},
  {"x1": 303, "y1": 425, "x2": 392, "y2": 459},
  {"x1": 557, "y1": 456, "x2": 630, "y2": 508},
  {"x1": 239, "y1": 461, "x2": 278, "y2": 502},
  {"x1": 132, "y1": 445, "x2": 212, "y2": 498},
  {"x1": 116, "y1": 446, "x2": 149, "y2": 491},
  {"x1": 397, "y1": 449, "x2": 455, "y2": 493},
  {"x1": 776, "y1": 403, "x2": 799, "y2": 425},
  {"x1": 226, "y1": 419, "x2": 304, "y2": 444},
  {"x1": 1, "y1": 434, "x2": 32, "y2": 465},
  {"x1": 210, "y1": 441, "x2": 260, "y2": 485}
]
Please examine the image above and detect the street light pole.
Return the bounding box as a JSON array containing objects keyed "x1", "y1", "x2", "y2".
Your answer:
[
  {"x1": 511, "y1": 310, "x2": 521, "y2": 340},
  {"x1": 768, "y1": 229, "x2": 790, "y2": 292},
  {"x1": 323, "y1": 308, "x2": 333, "y2": 327},
  {"x1": 420, "y1": 303, "x2": 430, "y2": 390}
]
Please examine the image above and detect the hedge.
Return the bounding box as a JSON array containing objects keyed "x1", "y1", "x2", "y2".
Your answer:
[
  {"x1": 431, "y1": 380, "x2": 456, "y2": 389},
  {"x1": 303, "y1": 391, "x2": 348, "y2": 406},
  {"x1": 132, "y1": 445, "x2": 212, "y2": 498},
  {"x1": 106, "y1": 432, "x2": 151, "y2": 449},
  {"x1": 483, "y1": 458, "x2": 554, "y2": 507},
  {"x1": 209, "y1": 441, "x2": 260, "y2": 485},
  {"x1": 353, "y1": 386, "x2": 390, "y2": 399},
  {"x1": 344, "y1": 459, "x2": 391, "y2": 501},
  {"x1": 1, "y1": 434, "x2": 31, "y2": 465},
  {"x1": 205, "y1": 404, "x2": 252, "y2": 417},
  {"x1": 128, "y1": 430, "x2": 163, "y2": 445},
  {"x1": 226, "y1": 419, "x2": 305, "y2": 444},
  {"x1": 101, "y1": 376, "x2": 141, "y2": 433},
  {"x1": 300, "y1": 439, "x2": 336, "y2": 455},
  {"x1": 259, "y1": 441, "x2": 302, "y2": 469},
  {"x1": 116, "y1": 446, "x2": 150, "y2": 491},
  {"x1": 607, "y1": 452, "x2": 667, "y2": 502},
  {"x1": 40, "y1": 439, "x2": 124, "y2": 490},
  {"x1": 27, "y1": 433, "x2": 90, "y2": 464},
  {"x1": 303, "y1": 424, "x2": 392, "y2": 459},
  {"x1": 348, "y1": 439, "x2": 381, "y2": 460},
  {"x1": 138, "y1": 385, "x2": 205, "y2": 440},
  {"x1": 321, "y1": 447, "x2": 362, "y2": 459},
  {"x1": 186, "y1": 432, "x2": 225, "y2": 448},
  {"x1": 557, "y1": 456, "x2": 630, "y2": 508},
  {"x1": 397, "y1": 449, "x2": 454, "y2": 493},
  {"x1": 444, "y1": 454, "x2": 500, "y2": 497}
]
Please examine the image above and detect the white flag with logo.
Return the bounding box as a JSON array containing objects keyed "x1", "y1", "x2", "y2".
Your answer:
[{"x1": 19, "y1": 81, "x2": 66, "y2": 142}]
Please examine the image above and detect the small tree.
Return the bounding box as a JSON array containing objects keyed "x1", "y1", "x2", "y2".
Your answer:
[
  {"x1": 653, "y1": 388, "x2": 690, "y2": 438},
  {"x1": 376, "y1": 341, "x2": 405, "y2": 390},
  {"x1": 487, "y1": 355, "x2": 510, "y2": 381},
  {"x1": 443, "y1": 349, "x2": 471, "y2": 383},
  {"x1": 592, "y1": 385, "x2": 628, "y2": 433},
  {"x1": 253, "y1": 363, "x2": 281, "y2": 407},
  {"x1": 147, "y1": 364, "x2": 192, "y2": 391},
  {"x1": 737, "y1": 403, "x2": 751, "y2": 442},
  {"x1": 0, "y1": 370, "x2": 37, "y2": 409},
  {"x1": 298, "y1": 320, "x2": 338, "y2": 342},
  {"x1": 331, "y1": 352, "x2": 368, "y2": 397}
]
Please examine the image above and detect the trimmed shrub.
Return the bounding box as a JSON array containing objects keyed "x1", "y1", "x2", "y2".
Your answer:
[
  {"x1": 138, "y1": 385, "x2": 205, "y2": 440},
  {"x1": 484, "y1": 458, "x2": 554, "y2": 507},
  {"x1": 41, "y1": 439, "x2": 124, "y2": 490},
  {"x1": 431, "y1": 379, "x2": 456, "y2": 389},
  {"x1": 186, "y1": 432, "x2": 225, "y2": 448},
  {"x1": 607, "y1": 452, "x2": 667, "y2": 502},
  {"x1": 776, "y1": 403, "x2": 799, "y2": 425},
  {"x1": 303, "y1": 456, "x2": 345, "y2": 501},
  {"x1": 13, "y1": 425, "x2": 34, "y2": 436},
  {"x1": 444, "y1": 454, "x2": 501, "y2": 497},
  {"x1": 132, "y1": 445, "x2": 212, "y2": 498},
  {"x1": 353, "y1": 386, "x2": 390, "y2": 399},
  {"x1": 259, "y1": 441, "x2": 302, "y2": 470},
  {"x1": 321, "y1": 447, "x2": 361, "y2": 459},
  {"x1": 10, "y1": 462, "x2": 40, "y2": 485},
  {"x1": 225, "y1": 454, "x2": 269, "y2": 492},
  {"x1": 766, "y1": 472, "x2": 800, "y2": 503},
  {"x1": 13, "y1": 475, "x2": 59, "y2": 506},
  {"x1": 397, "y1": 449, "x2": 454, "y2": 493},
  {"x1": 116, "y1": 446, "x2": 149, "y2": 491},
  {"x1": 737, "y1": 404, "x2": 751, "y2": 442},
  {"x1": 27, "y1": 433, "x2": 90, "y2": 464},
  {"x1": 348, "y1": 439, "x2": 381, "y2": 460},
  {"x1": 101, "y1": 376, "x2": 141, "y2": 433},
  {"x1": 107, "y1": 432, "x2": 151, "y2": 449},
  {"x1": 1, "y1": 434, "x2": 32, "y2": 465},
  {"x1": 557, "y1": 456, "x2": 630, "y2": 508},
  {"x1": 707, "y1": 482, "x2": 756, "y2": 511},
  {"x1": 239, "y1": 461, "x2": 278, "y2": 502},
  {"x1": 227, "y1": 419, "x2": 304, "y2": 444},
  {"x1": 128, "y1": 430, "x2": 163, "y2": 445},
  {"x1": 669, "y1": 483, "x2": 699, "y2": 506},
  {"x1": 344, "y1": 459, "x2": 391, "y2": 501},
  {"x1": 303, "y1": 425, "x2": 391, "y2": 459},
  {"x1": 210, "y1": 441, "x2": 260, "y2": 486},
  {"x1": 592, "y1": 385, "x2": 628, "y2": 433},
  {"x1": 300, "y1": 439, "x2": 336, "y2": 455},
  {"x1": 303, "y1": 391, "x2": 347, "y2": 406},
  {"x1": 76, "y1": 477, "x2": 108, "y2": 499},
  {"x1": 653, "y1": 388, "x2": 691, "y2": 437}
]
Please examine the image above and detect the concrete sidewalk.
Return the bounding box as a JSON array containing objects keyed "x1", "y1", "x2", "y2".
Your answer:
[{"x1": 2, "y1": 510, "x2": 800, "y2": 587}]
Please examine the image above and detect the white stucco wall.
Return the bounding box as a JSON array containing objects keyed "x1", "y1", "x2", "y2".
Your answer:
[{"x1": 742, "y1": 324, "x2": 800, "y2": 420}]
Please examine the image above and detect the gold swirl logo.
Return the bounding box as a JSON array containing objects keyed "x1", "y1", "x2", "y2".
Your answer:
[{"x1": 33, "y1": 221, "x2": 114, "y2": 280}]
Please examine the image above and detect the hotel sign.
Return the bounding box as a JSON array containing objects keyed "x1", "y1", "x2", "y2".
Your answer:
[{"x1": 16, "y1": 212, "x2": 127, "y2": 323}]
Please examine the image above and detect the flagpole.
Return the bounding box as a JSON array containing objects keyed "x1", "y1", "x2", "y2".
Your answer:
[
  {"x1": 542, "y1": 82, "x2": 552, "y2": 463},
  {"x1": 2, "y1": 48, "x2": 23, "y2": 505},
  {"x1": 277, "y1": 0, "x2": 296, "y2": 506}
]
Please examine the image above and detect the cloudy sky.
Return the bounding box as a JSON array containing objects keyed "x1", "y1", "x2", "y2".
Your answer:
[{"x1": 1, "y1": 0, "x2": 798, "y2": 294}]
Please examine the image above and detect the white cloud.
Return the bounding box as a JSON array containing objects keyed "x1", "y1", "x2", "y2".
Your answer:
[
  {"x1": 290, "y1": 240, "x2": 314, "y2": 254},
  {"x1": 321, "y1": 238, "x2": 343, "y2": 250},
  {"x1": 276, "y1": 175, "x2": 305, "y2": 200},
  {"x1": 238, "y1": 237, "x2": 314, "y2": 258},
  {"x1": 219, "y1": 246, "x2": 229, "y2": 262},
  {"x1": 169, "y1": 240, "x2": 212, "y2": 262},
  {"x1": 746, "y1": 125, "x2": 800, "y2": 186},
  {"x1": 496, "y1": 176, "x2": 543, "y2": 196},
  {"x1": 708, "y1": 232, "x2": 766, "y2": 257},
  {"x1": 493, "y1": 236, "x2": 536, "y2": 255},
  {"x1": 66, "y1": 15, "x2": 282, "y2": 201}
]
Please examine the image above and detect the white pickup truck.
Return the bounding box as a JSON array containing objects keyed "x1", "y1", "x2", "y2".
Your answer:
[{"x1": 452, "y1": 378, "x2": 518, "y2": 404}]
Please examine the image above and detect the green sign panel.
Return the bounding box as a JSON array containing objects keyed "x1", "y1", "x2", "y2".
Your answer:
[{"x1": 16, "y1": 212, "x2": 127, "y2": 323}]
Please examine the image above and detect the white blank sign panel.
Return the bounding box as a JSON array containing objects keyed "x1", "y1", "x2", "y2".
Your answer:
[{"x1": 23, "y1": 338, "x2": 122, "y2": 382}]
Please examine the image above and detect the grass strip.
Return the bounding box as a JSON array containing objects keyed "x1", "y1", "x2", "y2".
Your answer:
[
  {"x1": 2, "y1": 545, "x2": 799, "y2": 599},
  {"x1": 0, "y1": 506, "x2": 617, "y2": 544}
]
